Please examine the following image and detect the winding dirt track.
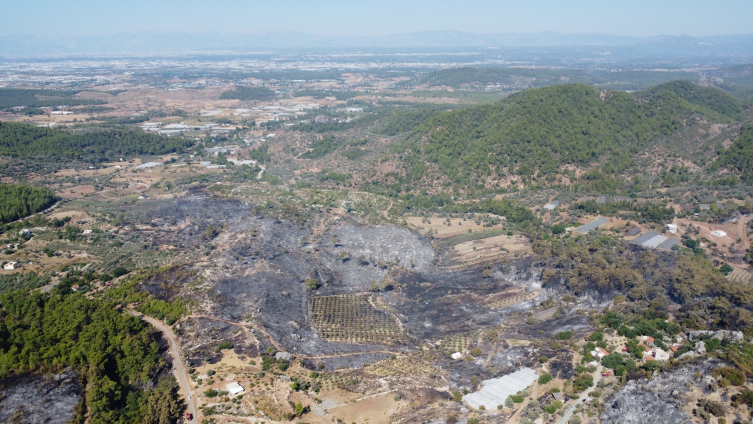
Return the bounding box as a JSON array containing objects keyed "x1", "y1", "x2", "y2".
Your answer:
[{"x1": 128, "y1": 311, "x2": 197, "y2": 422}]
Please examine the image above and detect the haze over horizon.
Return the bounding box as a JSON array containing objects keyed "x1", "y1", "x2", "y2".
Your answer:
[{"x1": 4, "y1": 0, "x2": 752, "y2": 38}]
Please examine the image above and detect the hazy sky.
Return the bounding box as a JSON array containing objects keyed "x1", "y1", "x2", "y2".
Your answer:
[{"x1": 4, "y1": 0, "x2": 751, "y2": 37}]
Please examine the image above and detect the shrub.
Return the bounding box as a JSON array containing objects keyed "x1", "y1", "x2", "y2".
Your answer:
[
  {"x1": 204, "y1": 389, "x2": 217, "y2": 397},
  {"x1": 601, "y1": 353, "x2": 624, "y2": 369},
  {"x1": 556, "y1": 331, "x2": 572, "y2": 340},
  {"x1": 539, "y1": 355, "x2": 548, "y2": 363},
  {"x1": 538, "y1": 372, "x2": 553, "y2": 385},
  {"x1": 511, "y1": 394, "x2": 525, "y2": 403},
  {"x1": 206, "y1": 369, "x2": 215, "y2": 376},
  {"x1": 218, "y1": 341, "x2": 233, "y2": 350},
  {"x1": 543, "y1": 405, "x2": 556, "y2": 414},
  {"x1": 112, "y1": 267, "x2": 129, "y2": 278},
  {"x1": 589, "y1": 331, "x2": 604, "y2": 342},
  {"x1": 470, "y1": 348, "x2": 482, "y2": 357},
  {"x1": 505, "y1": 396, "x2": 514, "y2": 408},
  {"x1": 278, "y1": 363, "x2": 288, "y2": 371},
  {"x1": 573, "y1": 373, "x2": 594, "y2": 392},
  {"x1": 712, "y1": 367, "x2": 746, "y2": 386},
  {"x1": 305, "y1": 278, "x2": 319, "y2": 290},
  {"x1": 394, "y1": 394, "x2": 401, "y2": 401},
  {"x1": 467, "y1": 419, "x2": 479, "y2": 424},
  {"x1": 700, "y1": 399, "x2": 726, "y2": 417}
]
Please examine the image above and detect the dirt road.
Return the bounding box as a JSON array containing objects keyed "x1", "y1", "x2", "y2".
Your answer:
[
  {"x1": 555, "y1": 364, "x2": 603, "y2": 424},
  {"x1": 129, "y1": 312, "x2": 197, "y2": 422}
]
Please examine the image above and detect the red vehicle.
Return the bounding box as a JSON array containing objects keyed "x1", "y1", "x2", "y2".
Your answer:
[
  {"x1": 186, "y1": 412, "x2": 193, "y2": 421},
  {"x1": 622, "y1": 346, "x2": 629, "y2": 352},
  {"x1": 132, "y1": 302, "x2": 140, "y2": 307},
  {"x1": 602, "y1": 371, "x2": 612, "y2": 377}
]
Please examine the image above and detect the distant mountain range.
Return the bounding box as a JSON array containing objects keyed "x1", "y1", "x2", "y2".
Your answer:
[{"x1": 1, "y1": 31, "x2": 753, "y2": 57}]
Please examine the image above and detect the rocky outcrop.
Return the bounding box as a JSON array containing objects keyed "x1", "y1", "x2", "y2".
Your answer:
[{"x1": 687, "y1": 330, "x2": 744, "y2": 343}]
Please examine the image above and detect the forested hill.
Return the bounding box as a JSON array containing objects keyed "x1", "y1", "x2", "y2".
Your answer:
[
  {"x1": 639, "y1": 80, "x2": 746, "y2": 120},
  {"x1": 386, "y1": 82, "x2": 746, "y2": 193},
  {"x1": 0, "y1": 122, "x2": 194, "y2": 162}
]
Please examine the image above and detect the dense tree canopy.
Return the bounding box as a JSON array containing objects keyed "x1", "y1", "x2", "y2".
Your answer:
[
  {"x1": 639, "y1": 80, "x2": 746, "y2": 120},
  {"x1": 390, "y1": 83, "x2": 740, "y2": 192},
  {"x1": 0, "y1": 88, "x2": 105, "y2": 111},
  {"x1": 0, "y1": 122, "x2": 194, "y2": 161},
  {"x1": 0, "y1": 183, "x2": 56, "y2": 224},
  {"x1": 0, "y1": 290, "x2": 181, "y2": 423}
]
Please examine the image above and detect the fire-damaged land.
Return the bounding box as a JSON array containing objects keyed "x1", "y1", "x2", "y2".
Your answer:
[{"x1": 2, "y1": 63, "x2": 753, "y2": 424}]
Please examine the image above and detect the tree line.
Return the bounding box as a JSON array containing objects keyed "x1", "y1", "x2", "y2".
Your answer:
[
  {"x1": 0, "y1": 122, "x2": 194, "y2": 162},
  {"x1": 0, "y1": 183, "x2": 56, "y2": 224}
]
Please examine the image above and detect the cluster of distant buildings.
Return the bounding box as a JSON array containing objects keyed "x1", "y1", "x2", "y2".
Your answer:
[{"x1": 140, "y1": 122, "x2": 222, "y2": 136}]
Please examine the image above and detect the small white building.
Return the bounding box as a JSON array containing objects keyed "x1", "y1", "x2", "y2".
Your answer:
[
  {"x1": 225, "y1": 382, "x2": 244, "y2": 395},
  {"x1": 18, "y1": 229, "x2": 31, "y2": 236},
  {"x1": 3, "y1": 262, "x2": 18, "y2": 270},
  {"x1": 82, "y1": 229, "x2": 93, "y2": 236},
  {"x1": 451, "y1": 352, "x2": 464, "y2": 360},
  {"x1": 666, "y1": 223, "x2": 677, "y2": 233}
]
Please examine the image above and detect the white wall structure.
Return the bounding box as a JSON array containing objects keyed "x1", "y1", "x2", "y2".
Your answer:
[{"x1": 462, "y1": 367, "x2": 538, "y2": 410}]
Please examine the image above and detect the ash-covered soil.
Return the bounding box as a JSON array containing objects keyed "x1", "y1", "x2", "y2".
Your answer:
[
  {"x1": 123, "y1": 193, "x2": 594, "y2": 376},
  {"x1": 601, "y1": 359, "x2": 721, "y2": 424},
  {"x1": 0, "y1": 370, "x2": 81, "y2": 424}
]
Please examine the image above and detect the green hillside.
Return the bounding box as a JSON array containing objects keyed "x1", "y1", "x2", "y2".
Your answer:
[
  {"x1": 404, "y1": 67, "x2": 701, "y2": 91},
  {"x1": 712, "y1": 124, "x2": 753, "y2": 183},
  {"x1": 0, "y1": 88, "x2": 106, "y2": 112},
  {"x1": 0, "y1": 122, "x2": 194, "y2": 161},
  {"x1": 383, "y1": 83, "x2": 743, "y2": 193},
  {"x1": 640, "y1": 80, "x2": 746, "y2": 120}
]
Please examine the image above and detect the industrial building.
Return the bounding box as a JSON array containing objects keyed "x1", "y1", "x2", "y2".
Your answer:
[
  {"x1": 574, "y1": 217, "x2": 609, "y2": 234},
  {"x1": 630, "y1": 231, "x2": 679, "y2": 251}
]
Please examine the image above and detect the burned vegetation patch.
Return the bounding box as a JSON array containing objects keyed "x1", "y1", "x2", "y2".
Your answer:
[
  {"x1": 309, "y1": 294, "x2": 409, "y2": 345},
  {"x1": 0, "y1": 370, "x2": 82, "y2": 424},
  {"x1": 141, "y1": 264, "x2": 198, "y2": 300},
  {"x1": 178, "y1": 317, "x2": 258, "y2": 365}
]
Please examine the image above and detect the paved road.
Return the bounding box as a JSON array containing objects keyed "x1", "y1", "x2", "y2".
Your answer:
[
  {"x1": 129, "y1": 312, "x2": 197, "y2": 422},
  {"x1": 556, "y1": 365, "x2": 603, "y2": 424}
]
